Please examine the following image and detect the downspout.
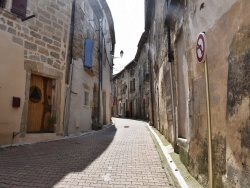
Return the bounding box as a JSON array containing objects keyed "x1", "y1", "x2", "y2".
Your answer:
[
  {"x1": 148, "y1": 31, "x2": 155, "y2": 126},
  {"x1": 167, "y1": 26, "x2": 177, "y2": 151},
  {"x1": 64, "y1": 0, "x2": 76, "y2": 136},
  {"x1": 127, "y1": 69, "x2": 129, "y2": 117},
  {"x1": 97, "y1": 18, "x2": 103, "y2": 127},
  {"x1": 157, "y1": 85, "x2": 160, "y2": 130}
]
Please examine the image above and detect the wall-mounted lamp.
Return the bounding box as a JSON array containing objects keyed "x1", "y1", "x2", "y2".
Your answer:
[
  {"x1": 120, "y1": 50, "x2": 124, "y2": 58},
  {"x1": 112, "y1": 50, "x2": 124, "y2": 59}
]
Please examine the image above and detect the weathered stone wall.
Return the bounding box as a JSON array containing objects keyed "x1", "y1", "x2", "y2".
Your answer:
[
  {"x1": 137, "y1": 47, "x2": 150, "y2": 120},
  {"x1": 175, "y1": 1, "x2": 250, "y2": 187},
  {"x1": 114, "y1": 70, "x2": 128, "y2": 117},
  {"x1": 68, "y1": 0, "x2": 98, "y2": 134},
  {"x1": 68, "y1": 0, "x2": 114, "y2": 134},
  {"x1": 146, "y1": 0, "x2": 250, "y2": 187},
  {"x1": 101, "y1": 16, "x2": 113, "y2": 125},
  {"x1": 147, "y1": 0, "x2": 174, "y2": 142},
  {"x1": 72, "y1": 0, "x2": 99, "y2": 77},
  {"x1": 0, "y1": 0, "x2": 71, "y2": 71},
  {"x1": 184, "y1": 0, "x2": 250, "y2": 187}
]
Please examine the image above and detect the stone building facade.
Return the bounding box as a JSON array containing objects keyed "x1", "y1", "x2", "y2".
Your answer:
[
  {"x1": 113, "y1": 0, "x2": 250, "y2": 187},
  {"x1": 0, "y1": 0, "x2": 114, "y2": 145},
  {"x1": 65, "y1": 0, "x2": 115, "y2": 135},
  {"x1": 112, "y1": 32, "x2": 150, "y2": 120},
  {"x1": 0, "y1": 0, "x2": 71, "y2": 146},
  {"x1": 131, "y1": 32, "x2": 150, "y2": 120},
  {"x1": 113, "y1": 69, "x2": 127, "y2": 117},
  {"x1": 144, "y1": 0, "x2": 250, "y2": 187}
]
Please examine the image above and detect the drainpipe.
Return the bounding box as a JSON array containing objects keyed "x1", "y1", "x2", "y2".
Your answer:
[
  {"x1": 157, "y1": 85, "x2": 160, "y2": 130},
  {"x1": 64, "y1": 0, "x2": 76, "y2": 136},
  {"x1": 97, "y1": 18, "x2": 103, "y2": 127},
  {"x1": 148, "y1": 31, "x2": 155, "y2": 126},
  {"x1": 127, "y1": 69, "x2": 129, "y2": 118},
  {"x1": 167, "y1": 26, "x2": 177, "y2": 151}
]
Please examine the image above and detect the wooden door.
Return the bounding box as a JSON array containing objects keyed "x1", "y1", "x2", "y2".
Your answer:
[
  {"x1": 27, "y1": 75, "x2": 52, "y2": 133},
  {"x1": 129, "y1": 102, "x2": 133, "y2": 118},
  {"x1": 123, "y1": 103, "x2": 125, "y2": 116}
]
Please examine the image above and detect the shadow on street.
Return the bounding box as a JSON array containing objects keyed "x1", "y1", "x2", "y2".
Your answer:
[{"x1": 0, "y1": 125, "x2": 117, "y2": 187}]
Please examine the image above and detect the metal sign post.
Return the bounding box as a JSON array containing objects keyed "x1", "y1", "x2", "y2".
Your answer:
[{"x1": 196, "y1": 32, "x2": 213, "y2": 188}]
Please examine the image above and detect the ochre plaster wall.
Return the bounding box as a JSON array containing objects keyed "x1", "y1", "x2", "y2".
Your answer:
[
  {"x1": 0, "y1": 31, "x2": 25, "y2": 145},
  {"x1": 185, "y1": 0, "x2": 250, "y2": 187},
  {"x1": 146, "y1": 0, "x2": 250, "y2": 187}
]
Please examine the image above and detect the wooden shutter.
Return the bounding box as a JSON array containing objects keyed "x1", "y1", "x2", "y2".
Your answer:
[
  {"x1": 84, "y1": 39, "x2": 94, "y2": 68},
  {"x1": 11, "y1": 0, "x2": 27, "y2": 18}
]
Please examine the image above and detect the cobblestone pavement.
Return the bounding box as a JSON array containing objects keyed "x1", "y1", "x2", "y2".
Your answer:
[{"x1": 0, "y1": 118, "x2": 176, "y2": 188}]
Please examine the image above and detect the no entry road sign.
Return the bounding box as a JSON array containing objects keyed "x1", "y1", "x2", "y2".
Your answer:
[{"x1": 196, "y1": 32, "x2": 207, "y2": 63}]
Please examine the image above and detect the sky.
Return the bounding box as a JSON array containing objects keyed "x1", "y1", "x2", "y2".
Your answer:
[{"x1": 106, "y1": 0, "x2": 145, "y2": 74}]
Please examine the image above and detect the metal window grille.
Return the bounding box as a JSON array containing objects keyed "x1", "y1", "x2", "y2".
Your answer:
[{"x1": 0, "y1": 0, "x2": 6, "y2": 8}]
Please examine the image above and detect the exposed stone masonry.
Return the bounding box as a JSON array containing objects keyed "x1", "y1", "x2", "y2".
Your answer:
[
  {"x1": 72, "y1": 1, "x2": 99, "y2": 77},
  {"x1": 0, "y1": 0, "x2": 72, "y2": 72}
]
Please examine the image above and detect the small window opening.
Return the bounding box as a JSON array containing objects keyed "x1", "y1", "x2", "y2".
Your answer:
[
  {"x1": 84, "y1": 91, "x2": 89, "y2": 106},
  {"x1": 0, "y1": 0, "x2": 6, "y2": 8}
]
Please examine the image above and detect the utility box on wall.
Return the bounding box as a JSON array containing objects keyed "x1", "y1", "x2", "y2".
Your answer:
[{"x1": 12, "y1": 97, "x2": 21, "y2": 108}]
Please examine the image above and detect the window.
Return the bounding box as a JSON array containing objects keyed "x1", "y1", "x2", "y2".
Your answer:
[
  {"x1": 119, "y1": 102, "x2": 122, "y2": 114},
  {"x1": 114, "y1": 86, "x2": 116, "y2": 96},
  {"x1": 130, "y1": 69, "x2": 134, "y2": 76},
  {"x1": 130, "y1": 80, "x2": 132, "y2": 91},
  {"x1": 103, "y1": 46, "x2": 106, "y2": 67},
  {"x1": 84, "y1": 91, "x2": 89, "y2": 106},
  {"x1": 89, "y1": 10, "x2": 95, "y2": 30},
  {"x1": 0, "y1": 0, "x2": 6, "y2": 8},
  {"x1": 146, "y1": 97, "x2": 149, "y2": 107},
  {"x1": 80, "y1": 1, "x2": 85, "y2": 13},
  {"x1": 130, "y1": 78, "x2": 135, "y2": 92},
  {"x1": 0, "y1": 0, "x2": 27, "y2": 18},
  {"x1": 103, "y1": 19, "x2": 107, "y2": 33},
  {"x1": 11, "y1": 0, "x2": 27, "y2": 18},
  {"x1": 138, "y1": 69, "x2": 141, "y2": 83},
  {"x1": 122, "y1": 84, "x2": 127, "y2": 94},
  {"x1": 84, "y1": 39, "x2": 94, "y2": 69},
  {"x1": 153, "y1": 20, "x2": 156, "y2": 39}
]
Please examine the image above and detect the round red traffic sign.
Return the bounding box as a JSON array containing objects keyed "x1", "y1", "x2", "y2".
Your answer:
[{"x1": 196, "y1": 33, "x2": 206, "y2": 63}]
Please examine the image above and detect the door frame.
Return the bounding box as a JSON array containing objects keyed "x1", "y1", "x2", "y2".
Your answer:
[{"x1": 20, "y1": 62, "x2": 63, "y2": 137}]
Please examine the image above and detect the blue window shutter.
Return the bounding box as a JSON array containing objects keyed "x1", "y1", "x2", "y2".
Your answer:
[{"x1": 84, "y1": 39, "x2": 93, "y2": 68}]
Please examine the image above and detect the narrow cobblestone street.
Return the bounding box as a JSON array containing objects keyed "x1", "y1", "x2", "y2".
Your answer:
[{"x1": 0, "y1": 118, "x2": 177, "y2": 188}]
